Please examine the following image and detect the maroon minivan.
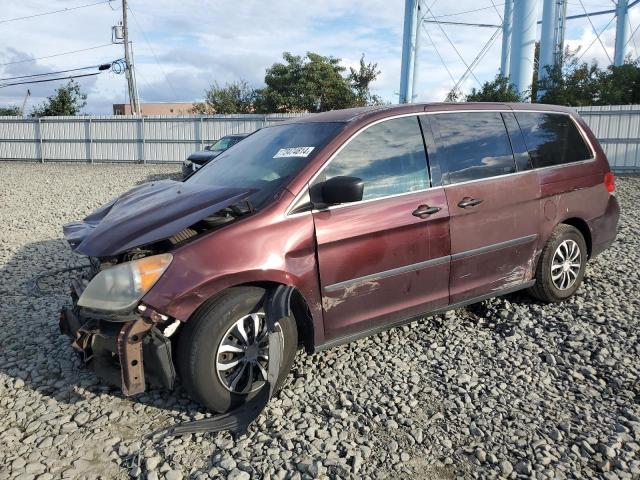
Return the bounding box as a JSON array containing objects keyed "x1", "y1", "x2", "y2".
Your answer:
[{"x1": 60, "y1": 103, "x2": 619, "y2": 413}]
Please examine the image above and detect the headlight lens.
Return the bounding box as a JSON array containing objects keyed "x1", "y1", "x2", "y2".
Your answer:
[
  {"x1": 78, "y1": 253, "x2": 173, "y2": 311},
  {"x1": 184, "y1": 160, "x2": 192, "y2": 167}
]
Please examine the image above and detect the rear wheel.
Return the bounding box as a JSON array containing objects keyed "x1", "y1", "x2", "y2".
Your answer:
[
  {"x1": 176, "y1": 286, "x2": 298, "y2": 413},
  {"x1": 528, "y1": 224, "x2": 587, "y2": 303}
]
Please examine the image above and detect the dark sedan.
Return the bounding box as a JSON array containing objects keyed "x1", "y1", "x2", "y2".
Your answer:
[{"x1": 182, "y1": 133, "x2": 248, "y2": 179}]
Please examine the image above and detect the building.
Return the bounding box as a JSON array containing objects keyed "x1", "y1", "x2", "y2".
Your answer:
[{"x1": 113, "y1": 102, "x2": 197, "y2": 115}]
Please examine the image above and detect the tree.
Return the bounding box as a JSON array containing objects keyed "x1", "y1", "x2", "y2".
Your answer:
[
  {"x1": 596, "y1": 60, "x2": 640, "y2": 105},
  {"x1": 349, "y1": 55, "x2": 383, "y2": 106},
  {"x1": 192, "y1": 80, "x2": 256, "y2": 114},
  {"x1": 0, "y1": 105, "x2": 22, "y2": 116},
  {"x1": 255, "y1": 52, "x2": 381, "y2": 113},
  {"x1": 465, "y1": 75, "x2": 524, "y2": 102},
  {"x1": 535, "y1": 48, "x2": 600, "y2": 106},
  {"x1": 31, "y1": 80, "x2": 87, "y2": 117}
]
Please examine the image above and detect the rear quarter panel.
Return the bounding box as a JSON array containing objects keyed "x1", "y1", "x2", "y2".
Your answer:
[{"x1": 535, "y1": 112, "x2": 611, "y2": 257}]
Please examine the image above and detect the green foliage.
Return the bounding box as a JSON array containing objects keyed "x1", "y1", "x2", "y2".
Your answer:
[
  {"x1": 596, "y1": 61, "x2": 640, "y2": 105},
  {"x1": 31, "y1": 80, "x2": 87, "y2": 117},
  {"x1": 465, "y1": 75, "x2": 524, "y2": 102},
  {"x1": 256, "y1": 52, "x2": 356, "y2": 113},
  {"x1": 192, "y1": 80, "x2": 256, "y2": 114},
  {"x1": 348, "y1": 55, "x2": 384, "y2": 106},
  {"x1": 0, "y1": 105, "x2": 22, "y2": 116},
  {"x1": 534, "y1": 49, "x2": 640, "y2": 106},
  {"x1": 198, "y1": 52, "x2": 382, "y2": 114},
  {"x1": 536, "y1": 50, "x2": 600, "y2": 106}
]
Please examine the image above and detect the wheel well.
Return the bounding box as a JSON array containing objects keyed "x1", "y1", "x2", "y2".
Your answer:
[
  {"x1": 561, "y1": 218, "x2": 592, "y2": 258},
  {"x1": 241, "y1": 281, "x2": 315, "y2": 353}
]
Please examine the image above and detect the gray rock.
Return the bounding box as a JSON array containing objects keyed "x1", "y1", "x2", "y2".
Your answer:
[
  {"x1": 500, "y1": 460, "x2": 514, "y2": 476},
  {"x1": 164, "y1": 470, "x2": 182, "y2": 480},
  {"x1": 227, "y1": 470, "x2": 250, "y2": 480},
  {"x1": 515, "y1": 460, "x2": 532, "y2": 475}
]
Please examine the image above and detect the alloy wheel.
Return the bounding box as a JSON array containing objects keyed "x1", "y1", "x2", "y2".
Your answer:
[
  {"x1": 215, "y1": 312, "x2": 281, "y2": 394},
  {"x1": 551, "y1": 239, "x2": 581, "y2": 290}
]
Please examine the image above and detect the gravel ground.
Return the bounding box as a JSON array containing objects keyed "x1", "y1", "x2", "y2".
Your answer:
[{"x1": 0, "y1": 162, "x2": 638, "y2": 480}]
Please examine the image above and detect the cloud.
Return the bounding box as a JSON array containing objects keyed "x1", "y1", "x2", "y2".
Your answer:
[{"x1": 1, "y1": 1, "x2": 637, "y2": 113}]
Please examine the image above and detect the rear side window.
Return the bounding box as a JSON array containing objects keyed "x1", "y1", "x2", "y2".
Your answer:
[
  {"x1": 502, "y1": 112, "x2": 532, "y2": 171},
  {"x1": 431, "y1": 112, "x2": 516, "y2": 184},
  {"x1": 319, "y1": 116, "x2": 429, "y2": 201},
  {"x1": 514, "y1": 112, "x2": 593, "y2": 168}
]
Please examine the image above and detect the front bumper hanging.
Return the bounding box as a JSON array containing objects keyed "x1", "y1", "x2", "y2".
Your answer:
[{"x1": 59, "y1": 306, "x2": 176, "y2": 396}]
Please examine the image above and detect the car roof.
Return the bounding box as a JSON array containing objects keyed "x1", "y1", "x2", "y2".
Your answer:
[{"x1": 279, "y1": 102, "x2": 578, "y2": 126}]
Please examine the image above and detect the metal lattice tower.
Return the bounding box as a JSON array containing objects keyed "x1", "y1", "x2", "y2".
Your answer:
[{"x1": 399, "y1": 0, "x2": 639, "y2": 104}]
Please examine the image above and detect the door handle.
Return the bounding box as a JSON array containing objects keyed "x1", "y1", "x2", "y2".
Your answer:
[
  {"x1": 457, "y1": 197, "x2": 483, "y2": 208},
  {"x1": 412, "y1": 204, "x2": 441, "y2": 218}
]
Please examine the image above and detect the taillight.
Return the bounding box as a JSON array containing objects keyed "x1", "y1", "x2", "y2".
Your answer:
[{"x1": 604, "y1": 172, "x2": 615, "y2": 193}]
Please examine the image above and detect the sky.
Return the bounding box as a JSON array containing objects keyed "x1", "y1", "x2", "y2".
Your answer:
[{"x1": 0, "y1": 0, "x2": 639, "y2": 114}]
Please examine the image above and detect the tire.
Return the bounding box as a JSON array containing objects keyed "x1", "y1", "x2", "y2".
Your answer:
[
  {"x1": 175, "y1": 286, "x2": 298, "y2": 413},
  {"x1": 528, "y1": 224, "x2": 587, "y2": 303}
]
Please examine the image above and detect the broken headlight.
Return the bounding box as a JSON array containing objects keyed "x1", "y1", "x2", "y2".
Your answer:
[{"x1": 77, "y1": 253, "x2": 173, "y2": 312}]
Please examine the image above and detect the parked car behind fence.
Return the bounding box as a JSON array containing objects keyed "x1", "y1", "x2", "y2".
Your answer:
[{"x1": 182, "y1": 133, "x2": 249, "y2": 179}]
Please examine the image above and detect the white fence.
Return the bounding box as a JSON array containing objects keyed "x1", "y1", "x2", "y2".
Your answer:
[
  {"x1": 574, "y1": 105, "x2": 640, "y2": 173},
  {"x1": 0, "y1": 107, "x2": 639, "y2": 171},
  {"x1": 0, "y1": 114, "x2": 303, "y2": 164}
]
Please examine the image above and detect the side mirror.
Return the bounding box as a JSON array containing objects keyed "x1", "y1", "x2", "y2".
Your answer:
[{"x1": 320, "y1": 176, "x2": 364, "y2": 205}]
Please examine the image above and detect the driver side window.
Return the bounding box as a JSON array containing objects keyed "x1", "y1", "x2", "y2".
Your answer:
[{"x1": 316, "y1": 116, "x2": 430, "y2": 201}]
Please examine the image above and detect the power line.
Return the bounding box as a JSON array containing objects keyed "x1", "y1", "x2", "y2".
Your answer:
[
  {"x1": 0, "y1": 63, "x2": 113, "y2": 82},
  {"x1": 420, "y1": 23, "x2": 458, "y2": 89},
  {"x1": 0, "y1": 71, "x2": 103, "y2": 88},
  {"x1": 430, "y1": 3, "x2": 506, "y2": 19},
  {"x1": 423, "y1": 4, "x2": 483, "y2": 87},
  {"x1": 0, "y1": 1, "x2": 114, "y2": 24},
  {"x1": 448, "y1": 27, "x2": 503, "y2": 99},
  {"x1": 127, "y1": 5, "x2": 179, "y2": 99},
  {"x1": 576, "y1": 15, "x2": 616, "y2": 61},
  {"x1": 489, "y1": 0, "x2": 504, "y2": 22},
  {"x1": 0, "y1": 44, "x2": 115, "y2": 67},
  {"x1": 625, "y1": 17, "x2": 640, "y2": 57},
  {"x1": 577, "y1": 0, "x2": 613, "y2": 62}
]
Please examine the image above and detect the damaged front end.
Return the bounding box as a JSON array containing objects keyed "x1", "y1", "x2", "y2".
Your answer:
[
  {"x1": 60, "y1": 295, "x2": 177, "y2": 396},
  {"x1": 59, "y1": 180, "x2": 256, "y2": 396}
]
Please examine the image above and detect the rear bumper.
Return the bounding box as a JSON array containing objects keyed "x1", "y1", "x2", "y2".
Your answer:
[
  {"x1": 588, "y1": 194, "x2": 620, "y2": 257},
  {"x1": 59, "y1": 306, "x2": 176, "y2": 395}
]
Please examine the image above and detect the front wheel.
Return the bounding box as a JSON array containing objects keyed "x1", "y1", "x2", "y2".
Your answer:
[
  {"x1": 176, "y1": 286, "x2": 298, "y2": 413},
  {"x1": 528, "y1": 224, "x2": 587, "y2": 303}
]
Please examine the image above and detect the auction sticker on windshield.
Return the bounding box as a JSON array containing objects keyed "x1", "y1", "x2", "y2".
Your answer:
[{"x1": 273, "y1": 147, "x2": 315, "y2": 158}]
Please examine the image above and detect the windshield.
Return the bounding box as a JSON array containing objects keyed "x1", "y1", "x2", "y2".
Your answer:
[
  {"x1": 210, "y1": 136, "x2": 241, "y2": 151},
  {"x1": 188, "y1": 122, "x2": 345, "y2": 208}
]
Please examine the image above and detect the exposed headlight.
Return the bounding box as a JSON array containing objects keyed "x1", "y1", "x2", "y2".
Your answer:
[
  {"x1": 78, "y1": 254, "x2": 173, "y2": 312},
  {"x1": 183, "y1": 160, "x2": 192, "y2": 167}
]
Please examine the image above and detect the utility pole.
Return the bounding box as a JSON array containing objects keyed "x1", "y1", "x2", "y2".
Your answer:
[
  {"x1": 122, "y1": 0, "x2": 139, "y2": 115},
  {"x1": 411, "y1": 1, "x2": 422, "y2": 102},
  {"x1": 20, "y1": 89, "x2": 31, "y2": 117}
]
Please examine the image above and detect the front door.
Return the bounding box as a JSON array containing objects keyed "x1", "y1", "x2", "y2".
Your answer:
[
  {"x1": 311, "y1": 115, "x2": 451, "y2": 341},
  {"x1": 427, "y1": 111, "x2": 541, "y2": 304}
]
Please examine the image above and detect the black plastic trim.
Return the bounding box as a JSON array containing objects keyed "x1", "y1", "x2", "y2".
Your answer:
[
  {"x1": 324, "y1": 255, "x2": 450, "y2": 293},
  {"x1": 450, "y1": 234, "x2": 538, "y2": 261}
]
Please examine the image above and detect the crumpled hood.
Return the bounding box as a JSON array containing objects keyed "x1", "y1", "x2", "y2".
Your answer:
[
  {"x1": 63, "y1": 180, "x2": 252, "y2": 257},
  {"x1": 187, "y1": 150, "x2": 222, "y2": 164}
]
